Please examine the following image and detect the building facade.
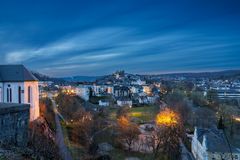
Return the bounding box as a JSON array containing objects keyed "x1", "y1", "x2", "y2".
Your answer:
[
  {"x1": 76, "y1": 85, "x2": 90, "y2": 101},
  {"x1": 117, "y1": 98, "x2": 132, "y2": 108},
  {"x1": 0, "y1": 65, "x2": 39, "y2": 121},
  {"x1": 192, "y1": 127, "x2": 240, "y2": 160}
]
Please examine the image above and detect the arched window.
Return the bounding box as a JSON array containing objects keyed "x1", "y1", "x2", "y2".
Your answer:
[
  {"x1": 10, "y1": 88, "x2": 12, "y2": 102},
  {"x1": 18, "y1": 86, "x2": 21, "y2": 103},
  {"x1": 0, "y1": 87, "x2": 2, "y2": 102},
  {"x1": 7, "y1": 87, "x2": 12, "y2": 103},
  {"x1": 28, "y1": 86, "x2": 31, "y2": 103},
  {"x1": 7, "y1": 88, "x2": 9, "y2": 102}
]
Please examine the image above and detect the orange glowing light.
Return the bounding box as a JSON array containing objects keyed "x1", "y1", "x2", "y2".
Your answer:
[
  {"x1": 234, "y1": 117, "x2": 240, "y2": 122},
  {"x1": 118, "y1": 116, "x2": 130, "y2": 127},
  {"x1": 156, "y1": 108, "x2": 179, "y2": 126}
]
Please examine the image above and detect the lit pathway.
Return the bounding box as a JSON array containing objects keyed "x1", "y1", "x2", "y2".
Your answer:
[{"x1": 52, "y1": 99, "x2": 73, "y2": 160}]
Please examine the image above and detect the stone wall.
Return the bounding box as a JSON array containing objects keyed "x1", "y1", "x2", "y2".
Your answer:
[{"x1": 0, "y1": 103, "x2": 29, "y2": 146}]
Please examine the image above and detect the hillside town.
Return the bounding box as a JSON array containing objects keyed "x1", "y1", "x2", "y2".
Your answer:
[
  {"x1": 39, "y1": 69, "x2": 240, "y2": 159},
  {"x1": 1, "y1": 65, "x2": 240, "y2": 159}
]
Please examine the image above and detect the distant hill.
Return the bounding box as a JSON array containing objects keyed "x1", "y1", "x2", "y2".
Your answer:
[
  {"x1": 156, "y1": 70, "x2": 240, "y2": 80},
  {"x1": 31, "y1": 72, "x2": 100, "y2": 83},
  {"x1": 32, "y1": 69, "x2": 240, "y2": 83},
  {"x1": 31, "y1": 72, "x2": 68, "y2": 84},
  {"x1": 32, "y1": 71, "x2": 51, "y2": 81}
]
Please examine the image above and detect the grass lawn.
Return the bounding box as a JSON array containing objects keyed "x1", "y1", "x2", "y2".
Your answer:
[
  {"x1": 129, "y1": 105, "x2": 159, "y2": 122},
  {"x1": 109, "y1": 105, "x2": 159, "y2": 122}
]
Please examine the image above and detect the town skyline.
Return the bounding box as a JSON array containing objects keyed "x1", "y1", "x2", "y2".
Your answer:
[{"x1": 32, "y1": 68, "x2": 240, "y2": 78}]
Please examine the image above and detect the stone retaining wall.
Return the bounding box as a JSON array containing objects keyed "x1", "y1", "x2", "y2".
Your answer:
[{"x1": 0, "y1": 103, "x2": 29, "y2": 146}]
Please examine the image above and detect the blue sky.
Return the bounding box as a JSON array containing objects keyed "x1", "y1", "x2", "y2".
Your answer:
[{"x1": 0, "y1": 0, "x2": 240, "y2": 76}]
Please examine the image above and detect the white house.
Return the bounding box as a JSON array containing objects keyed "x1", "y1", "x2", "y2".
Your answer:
[
  {"x1": 93, "y1": 85, "x2": 114, "y2": 96},
  {"x1": 131, "y1": 79, "x2": 146, "y2": 86},
  {"x1": 99, "y1": 100, "x2": 110, "y2": 107},
  {"x1": 76, "y1": 85, "x2": 90, "y2": 101},
  {"x1": 93, "y1": 85, "x2": 101, "y2": 96},
  {"x1": 147, "y1": 95, "x2": 158, "y2": 104},
  {"x1": 130, "y1": 86, "x2": 143, "y2": 94},
  {"x1": 0, "y1": 65, "x2": 40, "y2": 121},
  {"x1": 117, "y1": 98, "x2": 132, "y2": 108},
  {"x1": 192, "y1": 127, "x2": 240, "y2": 160},
  {"x1": 138, "y1": 96, "x2": 148, "y2": 104}
]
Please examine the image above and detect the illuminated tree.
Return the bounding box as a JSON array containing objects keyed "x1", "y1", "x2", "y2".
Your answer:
[
  {"x1": 155, "y1": 108, "x2": 180, "y2": 126},
  {"x1": 117, "y1": 116, "x2": 140, "y2": 151},
  {"x1": 150, "y1": 108, "x2": 183, "y2": 159}
]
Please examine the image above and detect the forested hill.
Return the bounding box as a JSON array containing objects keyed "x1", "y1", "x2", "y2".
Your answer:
[{"x1": 156, "y1": 70, "x2": 240, "y2": 80}]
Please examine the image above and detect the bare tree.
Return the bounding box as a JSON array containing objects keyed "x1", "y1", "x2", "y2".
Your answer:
[
  {"x1": 69, "y1": 109, "x2": 94, "y2": 148},
  {"x1": 147, "y1": 108, "x2": 184, "y2": 160},
  {"x1": 116, "y1": 116, "x2": 140, "y2": 151}
]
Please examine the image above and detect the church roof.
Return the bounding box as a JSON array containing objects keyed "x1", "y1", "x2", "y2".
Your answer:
[
  {"x1": 0, "y1": 65, "x2": 38, "y2": 82},
  {"x1": 195, "y1": 127, "x2": 239, "y2": 153}
]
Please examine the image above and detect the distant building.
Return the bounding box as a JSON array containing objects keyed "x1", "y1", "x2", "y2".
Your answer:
[
  {"x1": 93, "y1": 85, "x2": 101, "y2": 96},
  {"x1": 147, "y1": 95, "x2": 158, "y2": 104},
  {"x1": 130, "y1": 85, "x2": 143, "y2": 94},
  {"x1": 117, "y1": 98, "x2": 132, "y2": 108},
  {"x1": 142, "y1": 85, "x2": 152, "y2": 95},
  {"x1": 76, "y1": 85, "x2": 90, "y2": 101},
  {"x1": 61, "y1": 85, "x2": 76, "y2": 94},
  {"x1": 217, "y1": 89, "x2": 240, "y2": 99},
  {"x1": 99, "y1": 99, "x2": 110, "y2": 107},
  {"x1": 106, "y1": 86, "x2": 114, "y2": 94},
  {"x1": 38, "y1": 81, "x2": 53, "y2": 87},
  {"x1": 138, "y1": 96, "x2": 148, "y2": 104},
  {"x1": 131, "y1": 79, "x2": 146, "y2": 85},
  {"x1": 0, "y1": 65, "x2": 39, "y2": 121},
  {"x1": 192, "y1": 127, "x2": 240, "y2": 160},
  {"x1": 92, "y1": 85, "x2": 114, "y2": 96},
  {"x1": 114, "y1": 86, "x2": 130, "y2": 97}
]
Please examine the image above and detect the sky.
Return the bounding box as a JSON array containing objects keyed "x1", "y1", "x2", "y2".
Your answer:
[{"x1": 0, "y1": 0, "x2": 240, "y2": 77}]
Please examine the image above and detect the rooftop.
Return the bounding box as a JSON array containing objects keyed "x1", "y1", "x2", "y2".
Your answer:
[
  {"x1": 0, "y1": 65, "x2": 38, "y2": 82},
  {"x1": 196, "y1": 127, "x2": 239, "y2": 153}
]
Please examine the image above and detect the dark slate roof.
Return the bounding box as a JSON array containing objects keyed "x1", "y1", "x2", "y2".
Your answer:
[
  {"x1": 116, "y1": 97, "x2": 132, "y2": 101},
  {"x1": 196, "y1": 128, "x2": 239, "y2": 153},
  {"x1": 0, "y1": 65, "x2": 38, "y2": 82},
  {"x1": 114, "y1": 85, "x2": 129, "y2": 91}
]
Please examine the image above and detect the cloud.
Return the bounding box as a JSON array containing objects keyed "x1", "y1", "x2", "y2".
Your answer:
[
  {"x1": 4, "y1": 27, "x2": 131, "y2": 63},
  {"x1": 2, "y1": 25, "x2": 240, "y2": 76}
]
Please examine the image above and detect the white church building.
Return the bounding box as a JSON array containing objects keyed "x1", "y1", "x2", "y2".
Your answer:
[{"x1": 0, "y1": 65, "x2": 40, "y2": 121}]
